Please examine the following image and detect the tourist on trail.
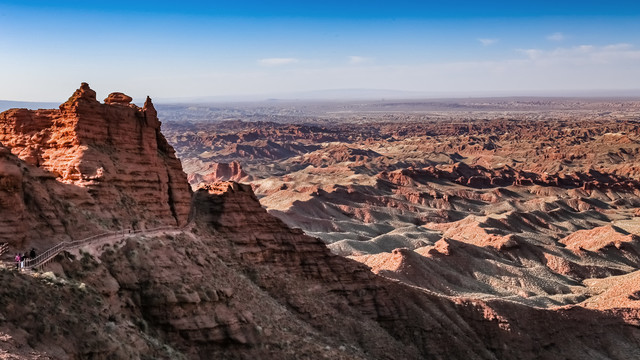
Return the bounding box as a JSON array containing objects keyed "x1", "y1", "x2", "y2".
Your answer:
[
  {"x1": 15, "y1": 253, "x2": 20, "y2": 270},
  {"x1": 30, "y1": 248, "x2": 36, "y2": 259},
  {"x1": 20, "y1": 253, "x2": 25, "y2": 269}
]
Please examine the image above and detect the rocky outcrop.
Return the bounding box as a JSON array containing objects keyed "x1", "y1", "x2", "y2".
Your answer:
[
  {"x1": 187, "y1": 161, "x2": 250, "y2": 186},
  {"x1": 45, "y1": 182, "x2": 427, "y2": 359},
  {"x1": 191, "y1": 182, "x2": 400, "y2": 319},
  {"x1": 560, "y1": 225, "x2": 640, "y2": 253},
  {"x1": 0, "y1": 145, "x2": 27, "y2": 247},
  {"x1": 0, "y1": 269, "x2": 176, "y2": 359},
  {"x1": 104, "y1": 92, "x2": 133, "y2": 104},
  {"x1": 0, "y1": 83, "x2": 191, "y2": 250},
  {"x1": 378, "y1": 163, "x2": 640, "y2": 192}
]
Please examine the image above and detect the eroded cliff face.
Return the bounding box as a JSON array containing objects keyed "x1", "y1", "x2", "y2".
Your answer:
[
  {"x1": 0, "y1": 83, "x2": 191, "y2": 248},
  {"x1": 31, "y1": 181, "x2": 637, "y2": 360},
  {"x1": 0, "y1": 143, "x2": 105, "y2": 249},
  {"x1": 191, "y1": 182, "x2": 405, "y2": 321},
  {"x1": 38, "y1": 182, "x2": 423, "y2": 359}
]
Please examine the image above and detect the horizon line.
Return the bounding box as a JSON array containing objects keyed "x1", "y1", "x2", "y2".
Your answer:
[{"x1": 3, "y1": 87, "x2": 640, "y2": 108}]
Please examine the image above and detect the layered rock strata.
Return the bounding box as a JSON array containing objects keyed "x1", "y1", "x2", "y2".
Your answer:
[
  {"x1": 0, "y1": 142, "x2": 104, "y2": 249},
  {"x1": 0, "y1": 84, "x2": 191, "y2": 251},
  {"x1": 0, "y1": 84, "x2": 191, "y2": 241}
]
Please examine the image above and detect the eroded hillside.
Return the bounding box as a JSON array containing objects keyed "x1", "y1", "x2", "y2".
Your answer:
[
  {"x1": 164, "y1": 104, "x2": 640, "y2": 310},
  {"x1": 1, "y1": 90, "x2": 640, "y2": 359}
]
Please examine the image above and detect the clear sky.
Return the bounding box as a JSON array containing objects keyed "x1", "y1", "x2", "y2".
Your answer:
[{"x1": 1, "y1": 1, "x2": 640, "y2": 102}]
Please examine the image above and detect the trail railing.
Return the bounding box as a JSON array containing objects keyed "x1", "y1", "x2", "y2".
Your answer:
[
  {"x1": 23, "y1": 226, "x2": 176, "y2": 271},
  {"x1": 0, "y1": 243, "x2": 8, "y2": 258}
]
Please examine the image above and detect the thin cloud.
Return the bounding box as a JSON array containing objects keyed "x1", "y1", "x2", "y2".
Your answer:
[
  {"x1": 517, "y1": 44, "x2": 640, "y2": 64},
  {"x1": 348, "y1": 56, "x2": 371, "y2": 64},
  {"x1": 258, "y1": 58, "x2": 299, "y2": 66},
  {"x1": 108, "y1": 47, "x2": 640, "y2": 99},
  {"x1": 517, "y1": 49, "x2": 543, "y2": 60},
  {"x1": 547, "y1": 32, "x2": 565, "y2": 41},
  {"x1": 604, "y1": 43, "x2": 633, "y2": 51},
  {"x1": 478, "y1": 38, "x2": 498, "y2": 46}
]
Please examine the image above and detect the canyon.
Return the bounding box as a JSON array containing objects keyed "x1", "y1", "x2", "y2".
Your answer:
[{"x1": 0, "y1": 85, "x2": 639, "y2": 359}]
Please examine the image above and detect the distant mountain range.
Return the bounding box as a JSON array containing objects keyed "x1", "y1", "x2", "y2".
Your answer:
[
  {"x1": 3, "y1": 88, "x2": 640, "y2": 109},
  {"x1": 150, "y1": 88, "x2": 640, "y2": 104}
]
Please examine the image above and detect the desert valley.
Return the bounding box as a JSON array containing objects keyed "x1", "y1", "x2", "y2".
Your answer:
[{"x1": 0, "y1": 83, "x2": 639, "y2": 359}]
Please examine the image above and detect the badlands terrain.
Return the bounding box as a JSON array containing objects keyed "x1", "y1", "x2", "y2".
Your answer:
[
  {"x1": 163, "y1": 98, "x2": 640, "y2": 312},
  {"x1": 0, "y1": 85, "x2": 639, "y2": 359}
]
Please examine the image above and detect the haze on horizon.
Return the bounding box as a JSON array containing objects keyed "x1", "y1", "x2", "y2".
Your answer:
[{"x1": 1, "y1": 0, "x2": 640, "y2": 103}]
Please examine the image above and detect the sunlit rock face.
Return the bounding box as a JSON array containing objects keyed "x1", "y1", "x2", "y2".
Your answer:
[{"x1": 0, "y1": 83, "x2": 191, "y2": 248}]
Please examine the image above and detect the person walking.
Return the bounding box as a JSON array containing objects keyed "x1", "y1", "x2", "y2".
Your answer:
[
  {"x1": 15, "y1": 253, "x2": 20, "y2": 270},
  {"x1": 30, "y1": 248, "x2": 36, "y2": 259}
]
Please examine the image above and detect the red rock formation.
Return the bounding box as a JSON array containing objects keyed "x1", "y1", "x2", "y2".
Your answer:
[
  {"x1": 0, "y1": 83, "x2": 192, "y2": 249},
  {"x1": 4, "y1": 92, "x2": 640, "y2": 358},
  {"x1": 581, "y1": 271, "x2": 640, "y2": 314},
  {"x1": 192, "y1": 181, "x2": 397, "y2": 318},
  {"x1": 104, "y1": 92, "x2": 133, "y2": 104},
  {"x1": 378, "y1": 163, "x2": 640, "y2": 192},
  {"x1": 187, "y1": 160, "x2": 250, "y2": 186},
  {"x1": 0, "y1": 145, "x2": 27, "y2": 247},
  {"x1": 0, "y1": 141, "x2": 104, "y2": 249},
  {"x1": 560, "y1": 225, "x2": 640, "y2": 252},
  {"x1": 149, "y1": 105, "x2": 640, "y2": 358}
]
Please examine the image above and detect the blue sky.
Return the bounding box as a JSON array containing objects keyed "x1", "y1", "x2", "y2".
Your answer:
[{"x1": 1, "y1": 1, "x2": 640, "y2": 101}]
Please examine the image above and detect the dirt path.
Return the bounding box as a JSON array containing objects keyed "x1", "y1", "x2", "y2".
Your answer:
[{"x1": 0, "y1": 226, "x2": 187, "y2": 271}]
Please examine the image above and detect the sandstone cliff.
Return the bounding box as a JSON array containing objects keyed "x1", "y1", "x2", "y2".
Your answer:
[{"x1": 0, "y1": 83, "x2": 191, "y2": 249}]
